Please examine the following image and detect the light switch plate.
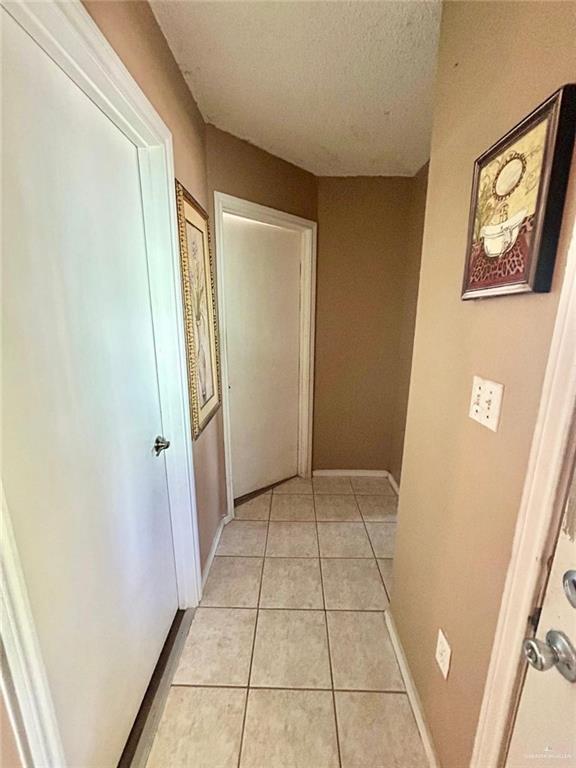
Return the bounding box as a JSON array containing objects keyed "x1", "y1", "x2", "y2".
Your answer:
[
  {"x1": 469, "y1": 375, "x2": 504, "y2": 432},
  {"x1": 435, "y1": 628, "x2": 452, "y2": 680}
]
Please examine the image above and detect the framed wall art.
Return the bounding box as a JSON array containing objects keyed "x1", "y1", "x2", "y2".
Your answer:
[
  {"x1": 175, "y1": 180, "x2": 221, "y2": 438},
  {"x1": 462, "y1": 84, "x2": 575, "y2": 299}
]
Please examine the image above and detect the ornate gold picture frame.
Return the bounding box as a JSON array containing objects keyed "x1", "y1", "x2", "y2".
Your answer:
[{"x1": 175, "y1": 180, "x2": 221, "y2": 439}]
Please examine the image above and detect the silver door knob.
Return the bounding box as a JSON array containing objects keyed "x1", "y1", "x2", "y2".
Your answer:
[
  {"x1": 154, "y1": 435, "x2": 171, "y2": 456},
  {"x1": 523, "y1": 630, "x2": 576, "y2": 682},
  {"x1": 523, "y1": 637, "x2": 557, "y2": 671}
]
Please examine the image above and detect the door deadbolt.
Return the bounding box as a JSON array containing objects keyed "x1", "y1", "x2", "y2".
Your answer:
[
  {"x1": 523, "y1": 630, "x2": 576, "y2": 683},
  {"x1": 154, "y1": 435, "x2": 171, "y2": 456}
]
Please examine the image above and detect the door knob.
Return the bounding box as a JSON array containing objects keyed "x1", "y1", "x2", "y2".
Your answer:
[
  {"x1": 154, "y1": 435, "x2": 171, "y2": 456},
  {"x1": 523, "y1": 636, "x2": 558, "y2": 671},
  {"x1": 523, "y1": 630, "x2": 576, "y2": 682}
]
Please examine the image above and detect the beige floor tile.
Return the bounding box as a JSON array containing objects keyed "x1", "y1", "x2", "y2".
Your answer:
[
  {"x1": 240, "y1": 689, "x2": 339, "y2": 768},
  {"x1": 365, "y1": 522, "x2": 397, "y2": 558},
  {"x1": 327, "y1": 611, "x2": 404, "y2": 691},
  {"x1": 357, "y1": 494, "x2": 398, "y2": 520},
  {"x1": 250, "y1": 609, "x2": 331, "y2": 688},
  {"x1": 234, "y1": 493, "x2": 271, "y2": 521},
  {"x1": 274, "y1": 476, "x2": 313, "y2": 494},
  {"x1": 173, "y1": 608, "x2": 256, "y2": 686},
  {"x1": 147, "y1": 687, "x2": 246, "y2": 768},
  {"x1": 315, "y1": 494, "x2": 361, "y2": 521},
  {"x1": 260, "y1": 558, "x2": 323, "y2": 609},
  {"x1": 270, "y1": 494, "x2": 315, "y2": 521},
  {"x1": 201, "y1": 557, "x2": 263, "y2": 608},
  {"x1": 377, "y1": 559, "x2": 394, "y2": 595},
  {"x1": 335, "y1": 692, "x2": 428, "y2": 768},
  {"x1": 350, "y1": 476, "x2": 396, "y2": 495},
  {"x1": 317, "y1": 523, "x2": 373, "y2": 558},
  {"x1": 266, "y1": 522, "x2": 319, "y2": 557},
  {"x1": 321, "y1": 559, "x2": 388, "y2": 610},
  {"x1": 313, "y1": 476, "x2": 353, "y2": 494},
  {"x1": 216, "y1": 521, "x2": 268, "y2": 557}
]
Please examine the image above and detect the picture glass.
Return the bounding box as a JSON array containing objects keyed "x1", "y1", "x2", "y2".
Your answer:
[
  {"x1": 185, "y1": 220, "x2": 215, "y2": 406},
  {"x1": 466, "y1": 115, "x2": 549, "y2": 293}
]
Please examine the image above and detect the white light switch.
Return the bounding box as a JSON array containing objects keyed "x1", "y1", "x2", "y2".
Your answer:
[{"x1": 469, "y1": 375, "x2": 504, "y2": 432}]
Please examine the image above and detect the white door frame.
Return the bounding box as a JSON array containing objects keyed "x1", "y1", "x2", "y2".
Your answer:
[
  {"x1": 214, "y1": 192, "x2": 317, "y2": 518},
  {"x1": 471, "y1": 210, "x2": 576, "y2": 767},
  {"x1": 1, "y1": 1, "x2": 202, "y2": 763}
]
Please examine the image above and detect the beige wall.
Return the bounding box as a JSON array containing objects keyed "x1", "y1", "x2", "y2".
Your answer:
[
  {"x1": 206, "y1": 125, "x2": 318, "y2": 221},
  {"x1": 388, "y1": 164, "x2": 428, "y2": 483},
  {"x1": 1, "y1": 692, "x2": 24, "y2": 768},
  {"x1": 314, "y1": 175, "x2": 427, "y2": 472},
  {"x1": 84, "y1": 0, "x2": 225, "y2": 569},
  {"x1": 392, "y1": 3, "x2": 576, "y2": 767}
]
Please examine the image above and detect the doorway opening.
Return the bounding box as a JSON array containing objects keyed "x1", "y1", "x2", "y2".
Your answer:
[{"x1": 213, "y1": 193, "x2": 317, "y2": 518}]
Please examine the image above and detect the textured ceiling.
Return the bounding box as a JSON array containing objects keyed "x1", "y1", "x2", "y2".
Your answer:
[{"x1": 151, "y1": 1, "x2": 441, "y2": 176}]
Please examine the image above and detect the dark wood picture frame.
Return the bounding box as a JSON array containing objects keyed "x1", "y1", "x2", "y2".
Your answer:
[{"x1": 462, "y1": 84, "x2": 576, "y2": 300}]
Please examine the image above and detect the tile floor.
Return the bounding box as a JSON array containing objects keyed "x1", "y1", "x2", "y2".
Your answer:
[{"x1": 147, "y1": 475, "x2": 428, "y2": 768}]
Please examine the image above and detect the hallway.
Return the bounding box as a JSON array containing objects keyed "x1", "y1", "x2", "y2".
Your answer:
[{"x1": 147, "y1": 475, "x2": 428, "y2": 767}]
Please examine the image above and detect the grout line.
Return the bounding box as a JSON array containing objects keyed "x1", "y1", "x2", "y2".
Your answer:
[
  {"x1": 171, "y1": 683, "x2": 408, "y2": 694},
  {"x1": 207, "y1": 555, "x2": 393, "y2": 566},
  {"x1": 199, "y1": 604, "x2": 392, "y2": 613},
  {"x1": 216, "y1": 554, "x2": 376, "y2": 559},
  {"x1": 235, "y1": 506, "x2": 270, "y2": 768},
  {"x1": 355, "y1": 492, "x2": 392, "y2": 602},
  {"x1": 314, "y1": 493, "x2": 343, "y2": 768}
]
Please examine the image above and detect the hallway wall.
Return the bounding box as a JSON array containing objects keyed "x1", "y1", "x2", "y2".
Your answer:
[
  {"x1": 313, "y1": 174, "x2": 427, "y2": 473},
  {"x1": 388, "y1": 163, "x2": 428, "y2": 484},
  {"x1": 392, "y1": 3, "x2": 576, "y2": 767},
  {"x1": 206, "y1": 125, "x2": 318, "y2": 221},
  {"x1": 1, "y1": 692, "x2": 23, "y2": 768}
]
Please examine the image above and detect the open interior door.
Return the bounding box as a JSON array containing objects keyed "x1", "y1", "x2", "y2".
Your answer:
[{"x1": 506, "y1": 462, "x2": 576, "y2": 766}]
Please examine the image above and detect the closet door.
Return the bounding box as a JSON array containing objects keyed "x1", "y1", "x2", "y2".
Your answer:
[{"x1": 2, "y1": 12, "x2": 178, "y2": 766}]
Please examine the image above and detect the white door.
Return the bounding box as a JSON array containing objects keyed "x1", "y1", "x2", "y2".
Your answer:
[
  {"x1": 2, "y1": 13, "x2": 178, "y2": 767},
  {"x1": 506, "y1": 465, "x2": 576, "y2": 767},
  {"x1": 223, "y1": 213, "x2": 302, "y2": 498}
]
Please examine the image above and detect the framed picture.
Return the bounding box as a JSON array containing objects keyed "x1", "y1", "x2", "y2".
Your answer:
[
  {"x1": 462, "y1": 84, "x2": 575, "y2": 299},
  {"x1": 175, "y1": 180, "x2": 221, "y2": 439}
]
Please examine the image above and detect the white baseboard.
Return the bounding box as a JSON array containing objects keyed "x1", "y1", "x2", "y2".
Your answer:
[
  {"x1": 313, "y1": 468, "x2": 400, "y2": 495},
  {"x1": 385, "y1": 610, "x2": 440, "y2": 768},
  {"x1": 201, "y1": 517, "x2": 225, "y2": 590},
  {"x1": 130, "y1": 608, "x2": 194, "y2": 768},
  {"x1": 387, "y1": 473, "x2": 400, "y2": 495},
  {"x1": 312, "y1": 469, "x2": 388, "y2": 477}
]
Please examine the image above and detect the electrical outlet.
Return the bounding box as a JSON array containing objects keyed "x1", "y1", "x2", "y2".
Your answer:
[
  {"x1": 435, "y1": 628, "x2": 452, "y2": 680},
  {"x1": 469, "y1": 375, "x2": 484, "y2": 421},
  {"x1": 469, "y1": 375, "x2": 504, "y2": 432}
]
